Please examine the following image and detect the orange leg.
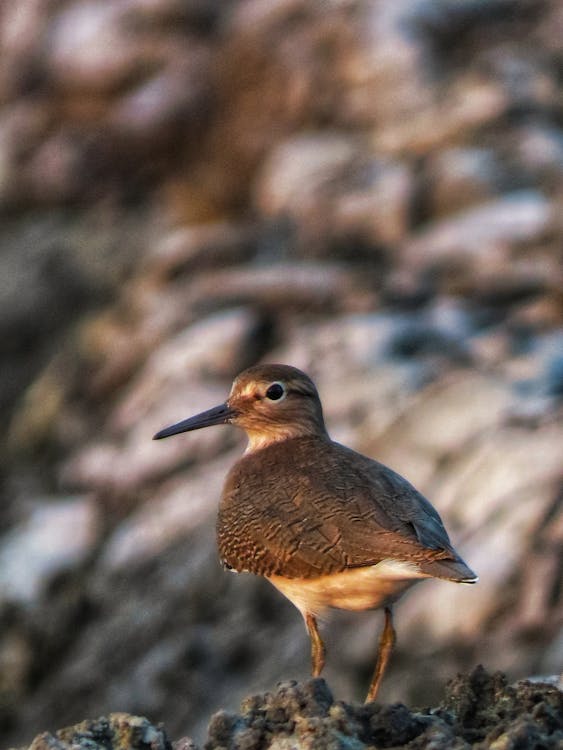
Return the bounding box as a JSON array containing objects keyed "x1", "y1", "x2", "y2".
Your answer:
[
  {"x1": 365, "y1": 606, "x2": 396, "y2": 703},
  {"x1": 305, "y1": 612, "x2": 326, "y2": 677}
]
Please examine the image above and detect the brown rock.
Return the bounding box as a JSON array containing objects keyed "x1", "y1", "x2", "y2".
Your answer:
[
  {"x1": 190, "y1": 263, "x2": 374, "y2": 312},
  {"x1": 424, "y1": 147, "x2": 502, "y2": 217},
  {"x1": 372, "y1": 76, "x2": 508, "y2": 156},
  {"x1": 145, "y1": 222, "x2": 257, "y2": 280}
]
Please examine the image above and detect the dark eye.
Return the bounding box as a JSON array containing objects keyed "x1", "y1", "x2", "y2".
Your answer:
[{"x1": 266, "y1": 382, "x2": 285, "y2": 401}]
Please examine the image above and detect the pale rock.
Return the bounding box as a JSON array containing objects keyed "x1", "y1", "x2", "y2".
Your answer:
[
  {"x1": 62, "y1": 380, "x2": 238, "y2": 495},
  {"x1": 256, "y1": 133, "x2": 358, "y2": 218},
  {"x1": 145, "y1": 222, "x2": 256, "y2": 279},
  {"x1": 433, "y1": 422, "x2": 563, "y2": 528},
  {"x1": 63, "y1": 309, "x2": 256, "y2": 492},
  {"x1": 484, "y1": 49, "x2": 556, "y2": 111},
  {"x1": 399, "y1": 423, "x2": 563, "y2": 644},
  {"x1": 111, "y1": 307, "x2": 259, "y2": 432},
  {"x1": 362, "y1": 372, "x2": 513, "y2": 491},
  {"x1": 0, "y1": 496, "x2": 99, "y2": 605},
  {"x1": 515, "y1": 123, "x2": 563, "y2": 179},
  {"x1": 46, "y1": 1, "x2": 145, "y2": 93},
  {"x1": 100, "y1": 451, "x2": 237, "y2": 570},
  {"x1": 401, "y1": 191, "x2": 552, "y2": 286},
  {"x1": 0, "y1": 0, "x2": 46, "y2": 60},
  {"x1": 372, "y1": 76, "x2": 508, "y2": 156},
  {"x1": 229, "y1": 0, "x2": 309, "y2": 30},
  {"x1": 267, "y1": 315, "x2": 420, "y2": 442},
  {"x1": 332, "y1": 159, "x2": 413, "y2": 246},
  {"x1": 108, "y1": 51, "x2": 211, "y2": 142},
  {"x1": 338, "y1": 0, "x2": 434, "y2": 126},
  {"x1": 125, "y1": 0, "x2": 221, "y2": 25},
  {"x1": 191, "y1": 263, "x2": 373, "y2": 312},
  {"x1": 257, "y1": 134, "x2": 412, "y2": 247}
]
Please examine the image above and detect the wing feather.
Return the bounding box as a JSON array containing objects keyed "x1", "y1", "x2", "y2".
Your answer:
[{"x1": 218, "y1": 436, "x2": 475, "y2": 581}]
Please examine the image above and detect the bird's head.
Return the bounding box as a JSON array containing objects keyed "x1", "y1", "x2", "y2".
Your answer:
[{"x1": 153, "y1": 364, "x2": 327, "y2": 452}]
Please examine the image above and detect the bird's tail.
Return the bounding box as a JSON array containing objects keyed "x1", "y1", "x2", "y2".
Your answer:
[{"x1": 419, "y1": 556, "x2": 478, "y2": 583}]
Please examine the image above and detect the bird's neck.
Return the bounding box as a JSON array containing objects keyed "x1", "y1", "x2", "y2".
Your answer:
[{"x1": 243, "y1": 424, "x2": 330, "y2": 454}]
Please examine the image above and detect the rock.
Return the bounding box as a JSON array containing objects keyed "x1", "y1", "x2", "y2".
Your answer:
[
  {"x1": 362, "y1": 371, "x2": 513, "y2": 489},
  {"x1": 202, "y1": 669, "x2": 563, "y2": 750},
  {"x1": 400, "y1": 190, "x2": 553, "y2": 293},
  {"x1": 0, "y1": 102, "x2": 53, "y2": 208},
  {"x1": 0, "y1": 630, "x2": 32, "y2": 712},
  {"x1": 256, "y1": 133, "x2": 358, "y2": 217},
  {"x1": 61, "y1": 307, "x2": 260, "y2": 493},
  {"x1": 256, "y1": 135, "x2": 413, "y2": 249},
  {"x1": 331, "y1": 158, "x2": 413, "y2": 248},
  {"x1": 1, "y1": 0, "x2": 562, "y2": 745},
  {"x1": 190, "y1": 263, "x2": 374, "y2": 313},
  {"x1": 372, "y1": 75, "x2": 508, "y2": 156},
  {"x1": 12, "y1": 670, "x2": 563, "y2": 750},
  {"x1": 424, "y1": 147, "x2": 503, "y2": 217},
  {"x1": 45, "y1": 2, "x2": 147, "y2": 94},
  {"x1": 108, "y1": 51, "x2": 211, "y2": 146},
  {"x1": 111, "y1": 307, "x2": 262, "y2": 431},
  {"x1": 124, "y1": 0, "x2": 222, "y2": 30},
  {"x1": 60, "y1": 385, "x2": 234, "y2": 496},
  {"x1": 397, "y1": 420, "x2": 563, "y2": 648},
  {"x1": 21, "y1": 129, "x2": 86, "y2": 204},
  {"x1": 100, "y1": 451, "x2": 239, "y2": 571},
  {"x1": 145, "y1": 222, "x2": 258, "y2": 280},
  {"x1": 25, "y1": 713, "x2": 172, "y2": 750},
  {"x1": 0, "y1": 0, "x2": 51, "y2": 99},
  {"x1": 334, "y1": 0, "x2": 435, "y2": 129},
  {"x1": 515, "y1": 123, "x2": 563, "y2": 183},
  {"x1": 0, "y1": 496, "x2": 99, "y2": 605}
]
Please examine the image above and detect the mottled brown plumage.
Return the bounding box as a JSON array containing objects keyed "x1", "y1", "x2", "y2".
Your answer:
[{"x1": 154, "y1": 364, "x2": 477, "y2": 701}]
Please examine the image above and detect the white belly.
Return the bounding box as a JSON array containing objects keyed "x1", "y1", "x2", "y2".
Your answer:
[{"x1": 268, "y1": 559, "x2": 429, "y2": 616}]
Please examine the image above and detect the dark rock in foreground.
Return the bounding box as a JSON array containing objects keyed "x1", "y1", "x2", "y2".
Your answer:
[
  {"x1": 15, "y1": 667, "x2": 562, "y2": 750},
  {"x1": 20, "y1": 714, "x2": 172, "y2": 750}
]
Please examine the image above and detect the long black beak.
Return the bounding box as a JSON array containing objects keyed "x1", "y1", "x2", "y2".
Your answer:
[{"x1": 153, "y1": 402, "x2": 235, "y2": 440}]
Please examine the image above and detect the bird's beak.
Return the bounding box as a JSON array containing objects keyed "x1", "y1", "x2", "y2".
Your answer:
[{"x1": 153, "y1": 402, "x2": 236, "y2": 440}]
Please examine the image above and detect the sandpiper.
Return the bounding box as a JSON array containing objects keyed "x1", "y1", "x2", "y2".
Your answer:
[{"x1": 154, "y1": 364, "x2": 477, "y2": 701}]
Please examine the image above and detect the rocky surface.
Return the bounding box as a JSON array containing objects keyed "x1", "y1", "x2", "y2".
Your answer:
[
  {"x1": 1, "y1": 0, "x2": 562, "y2": 748},
  {"x1": 13, "y1": 669, "x2": 563, "y2": 750}
]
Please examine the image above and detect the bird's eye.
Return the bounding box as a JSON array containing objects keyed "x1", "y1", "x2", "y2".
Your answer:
[{"x1": 265, "y1": 382, "x2": 285, "y2": 401}]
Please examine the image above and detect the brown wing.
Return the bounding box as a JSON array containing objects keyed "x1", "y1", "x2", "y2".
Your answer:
[{"x1": 217, "y1": 436, "x2": 475, "y2": 581}]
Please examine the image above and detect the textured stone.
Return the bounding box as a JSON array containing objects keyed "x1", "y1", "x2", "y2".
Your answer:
[
  {"x1": 26, "y1": 713, "x2": 172, "y2": 750},
  {"x1": 100, "y1": 451, "x2": 239, "y2": 571},
  {"x1": 424, "y1": 147, "x2": 503, "y2": 216},
  {"x1": 0, "y1": 496, "x2": 99, "y2": 605},
  {"x1": 45, "y1": 2, "x2": 147, "y2": 94}
]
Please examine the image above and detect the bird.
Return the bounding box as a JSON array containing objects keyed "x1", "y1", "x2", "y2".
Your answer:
[{"x1": 153, "y1": 363, "x2": 477, "y2": 702}]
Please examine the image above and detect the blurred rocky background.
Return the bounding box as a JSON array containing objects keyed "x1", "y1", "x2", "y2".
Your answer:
[{"x1": 0, "y1": 0, "x2": 562, "y2": 747}]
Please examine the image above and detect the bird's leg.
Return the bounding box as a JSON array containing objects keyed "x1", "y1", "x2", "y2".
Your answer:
[
  {"x1": 365, "y1": 606, "x2": 396, "y2": 703},
  {"x1": 305, "y1": 612, "x2": 326, "y2": 676}
]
